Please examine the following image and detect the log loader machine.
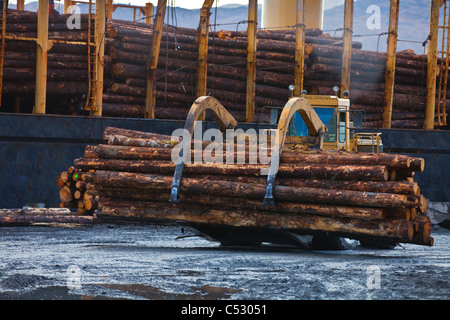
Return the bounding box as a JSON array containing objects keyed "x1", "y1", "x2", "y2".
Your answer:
[
  {"x1": 281, "y1": 86, "x2": 383, "y2": 154},
  {"x1": 79, "y1": 95, "x2": 429, "y2": 250},
  {"x1": 179, "y1": 90, "x2": 393, "y2": 250},
  {"x1": 265, "y1": 87, "x2": 388, "y2": 249}
]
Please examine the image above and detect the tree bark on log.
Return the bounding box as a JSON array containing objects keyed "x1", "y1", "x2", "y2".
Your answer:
[
  {"x1": 58, "y1": 125, "x2": 431, "y2": 246},
  {"x1": 76, "y1": 158, "x2": 390, "y2": 181},
  {"x1": 93, "y1": 187, "x2": 389, "y2": 220},
  {"x1": 98, "y1": 200, "x2": 414, "y2": 242},
  {"x1": 0, "y1": 215, "x2": 93, "y2": 227},
  {"x1": 92, "y1": 171, "x2": 416, "y2": 209},
  {"x1": 88, "y1": 143, "x2": 413, "y2": 172}
]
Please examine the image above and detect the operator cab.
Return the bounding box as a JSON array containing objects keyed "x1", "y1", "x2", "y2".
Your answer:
[
  {"x1": 282, "y1": 86, "x2": 383, "y2": 153},
  {"x1": 289, "y1": 92, "x2": 350, "y2": 151}
]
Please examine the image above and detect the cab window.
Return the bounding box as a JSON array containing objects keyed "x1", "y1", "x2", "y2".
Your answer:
[
  {"x1": 339, "y1": 112, "x2": 346, "y2": 142},
  {"x1": 292, "y1": 108, "x2": 337, "y2": 142}
]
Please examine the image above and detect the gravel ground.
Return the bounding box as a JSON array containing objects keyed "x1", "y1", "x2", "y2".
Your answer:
[{"x1": 0, "y1": 224, "x2": 449, "y2": 300}]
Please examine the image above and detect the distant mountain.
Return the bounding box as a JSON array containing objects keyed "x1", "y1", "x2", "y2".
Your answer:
[
  {"x1": 15, "y1": 2, "x2": 262, "y2": 30},
  {"x1": 323, "y1": 0, "x2": 430, "y2": 53},
  {"x1": 14, "y1": 1, "x2": 431, "y2": 53}
]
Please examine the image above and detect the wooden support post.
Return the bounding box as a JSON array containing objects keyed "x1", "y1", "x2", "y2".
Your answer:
[
  {"x1": 17, "y1": 0, "x2": 25, "y2": 11},
  {"x1": 145, "y1": 3, "x2": 154, "y2": 24},
  {"x1": 197, "y1": 0, "x2": 214, "y2": 98},
  {"x1": 294, "y1": 0, "x2": 305, "y2": 96},
  {"x1": 145, "y1": 0, "x2": 166, "y2": 119},
  {"x1": 14, "y1": 96, "x2": 21, "y2": 113},
  {"x1": 246, "y1": 0, "x2": 258, "y2": 122},
  {"x1": 64, "y1": 0, "x2": 72, "y2": 14},
  {"x1": 0, "y1": 0, "x2": 6, "y2": 107},
  {"x1": 382, "y1": 0, "x2": 400, "y2": 129},
  {"x1": 424, "y1": 0, "x2": 443, "y2": 130},
  {"x1": 34, "y1": 0, "x2": 49, "y2": 114},
  {"x1": 106, "y1": 0, "x2": 114, "y2": 20},
  {"x1": 340, "y1": 0, "x2": 353, "y2": 98},
  {"x1": 91, "y1": 0, "x2": 106, "y2": 117},
  {"x1": 196, "y1": 0, "x2": 215, "y2": 120}
]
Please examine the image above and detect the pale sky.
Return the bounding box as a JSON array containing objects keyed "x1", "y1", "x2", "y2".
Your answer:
[
  {"x1": 6, "y1": 0, "x2": 249, "y2": 9},
  {"x1": 104, "y1": 0, "x2": 344, "y2": 10},
  {"x1": 8, "y1": 0, "x2": 344, "y2": 10}
]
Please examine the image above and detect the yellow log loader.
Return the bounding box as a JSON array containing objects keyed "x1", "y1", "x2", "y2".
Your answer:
[
  {"x1": 180, "y1": 91, "x2": 394, "y2": 250},
  {"x1": 272, "y1": 86, "x2": 383, "y2": 154}
]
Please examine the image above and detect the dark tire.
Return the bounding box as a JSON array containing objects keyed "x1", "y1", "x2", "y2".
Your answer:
[
  {"x1": 312, "y1": 236, "x2": 359, "y2": 250},
  {"x1": 219, "y1": 240, "x2": 262, "y2": 247},
  {"x1": 359, "y1": 240, "x2": 397, "y2": 249}
]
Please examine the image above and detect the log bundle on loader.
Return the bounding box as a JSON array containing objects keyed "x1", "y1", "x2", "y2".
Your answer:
[{"x1": 57, "y1": 126, "x2": 433, "y2": 248}]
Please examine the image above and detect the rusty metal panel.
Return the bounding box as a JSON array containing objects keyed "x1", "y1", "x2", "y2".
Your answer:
[
  {"x1": 0, "y1": 114, "x2": 274, "y2": 208},
  {"x1": 0, "y1": 114, "x2": 183, "y2": 208}
]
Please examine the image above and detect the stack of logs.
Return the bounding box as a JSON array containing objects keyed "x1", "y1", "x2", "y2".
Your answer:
[
  {"x1": 0, "y1": 208, "x2": 93, "y2": 227},
  {"x1": 63, "y1": 126, "x2": 433, "y2": 246},
  {"x1": 304, "y1": 44, "x2": 431, "y2": 129},
  {"x1": 2, "y1": 10, "x2": 441, "y2": 128},
  {"x1": 2, "y1": 10, "x2": 92, "y2": 97},
  {"x1": 104, "y1": 20, "x2": 362, "y2": 123},
  {"x1": 104, "y1": 18, "x2": 436, "y2": 128},
  {"x1": 57, "y1": 166, "x2": 98, "y2": 215}
]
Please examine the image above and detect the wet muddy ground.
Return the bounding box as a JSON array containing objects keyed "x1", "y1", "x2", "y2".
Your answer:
[{"x1": 0, "y1": 224, "x2": 449, "y2": 300}]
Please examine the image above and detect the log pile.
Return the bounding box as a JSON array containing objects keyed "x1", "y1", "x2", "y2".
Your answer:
[
  {"x1": 63, "y1": 126, "x2": 433, "y2": 246},
  {"x1": 103, "y1": 19, "x2": 436, "y2": 128},
  {"x1": 103, "y1": 20, "x2": 362, "y2": 122},
  {"x1": 303, "y1": 45, "x2": 430, "y2": 129},
  {"x1": 1, "y1": 10, "x2": 440, "y2": 128},
  {"x1": 2, "y1": 10, "x2": 91, "y2": 98},
  {"x1": 0, "y1": 208, "x2": 93, "y2": 227},
  {"x1": 57, "y1": 166, "x2": 98, "y2": 215}
]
